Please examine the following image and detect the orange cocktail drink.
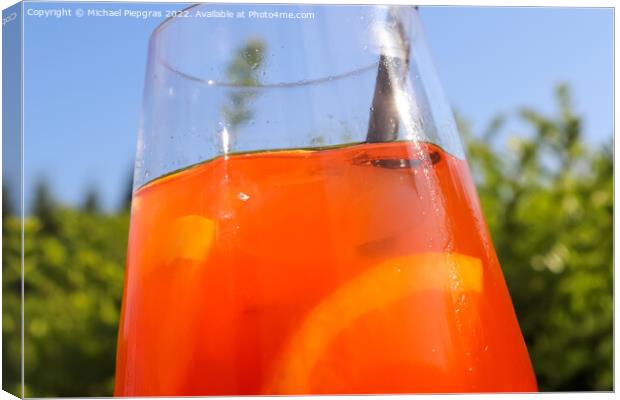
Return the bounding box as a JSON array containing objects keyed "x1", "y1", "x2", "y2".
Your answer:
[{"x1": 114, "y1": 141, "x2": 537, "y2": 395}]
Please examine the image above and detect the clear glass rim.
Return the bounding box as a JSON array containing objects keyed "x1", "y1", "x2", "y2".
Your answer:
[
  {"x1": 159, "y1": 59, "x2": 379, "y2": 89},
  {"x1": 149, "y1": 3, "x2": 415, "y2": 89}
]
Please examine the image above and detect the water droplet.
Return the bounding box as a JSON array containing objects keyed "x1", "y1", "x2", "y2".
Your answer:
[
  {"x1": 266, "y1": 120, "x2": 270, "y2": 124},
  {"x1": 238, "y1": 192, "x2": 250, "y2": 202},
  {"x1": 207, "y1": 79, "x2": 215, "y2": 86},
  {"x1": 431, "y1": 348, "x2": 437, "y2": 353},
  {"x1": 145, "y1": 170, "x2": 151, "y2": 178},
  {"x1": 484, "y1": 345, "x2": 489, "y2": 352},
  {"x1": 468, "y1": 367, "x2": 473, "y2": 372}
]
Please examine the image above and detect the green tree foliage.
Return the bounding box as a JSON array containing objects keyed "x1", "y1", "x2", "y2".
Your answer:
[
  {"x1": 1, "y1": 84, "x2": 612, "y2": 395},
  {"x1": 120, "y1": 167, "x2": 134, "y2": 212},
  {"x1": 81, "y1": 187, "x2": 102, "y2": 214},
  {"x1": 32, "y1": 180, "x2": 58, "y2": 234},
  {"x1": 2, "y1": 193, "x2": 22, "y2": 398},
  {"x1": 461, "y1": 84, "x2": 613, "y2": 391},
  {"x1": 2, "y1": 183, "x2": 15, "y2": 218},
  {"x1": 3, "y1": 205, "x2": 129, "y2": 396},
  {"x1": 222, "y1": 38, "x2": 266, "y2": 130}
]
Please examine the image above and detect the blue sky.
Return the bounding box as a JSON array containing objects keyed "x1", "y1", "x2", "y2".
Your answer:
[{"x1": 18, "y1": 3, "x2": 613, "y2": 212}]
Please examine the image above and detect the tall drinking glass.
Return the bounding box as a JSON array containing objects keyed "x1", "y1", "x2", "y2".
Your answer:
[{"x1": 114, "y1": 4, "x2": 537, "y2": 395}]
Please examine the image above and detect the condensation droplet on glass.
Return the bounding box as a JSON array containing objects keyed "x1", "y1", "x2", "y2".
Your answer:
[
  {"x1": 207, "y1": 79, "x2": 215, "y2": 86},
  {"x1": 238, "y1": 192, "x2": 250, "y2": 202},
  {"x1": 484, "y1": 345, "x2": 489, "y2": 352},
  {"x1": 468, "y1": 367, "x2": 473, "y2": 373}
]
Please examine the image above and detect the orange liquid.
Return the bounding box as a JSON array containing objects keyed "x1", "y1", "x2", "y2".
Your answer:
[{"x1": 114, "y1": 141, "x2": 537, "y2": 395}]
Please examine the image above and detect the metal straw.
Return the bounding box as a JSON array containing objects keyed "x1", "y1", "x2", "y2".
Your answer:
[{"x1": 366, "y1": 7, "x2": 412, "y2": 143}]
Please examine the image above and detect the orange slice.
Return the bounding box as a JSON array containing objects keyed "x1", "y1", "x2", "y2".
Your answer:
[
  {"x1": 267, "y1": 252, "x2": 483, "y2": 393},
  {"x1": 165, "y1": 215, "x2": 216, "y2": 264}
]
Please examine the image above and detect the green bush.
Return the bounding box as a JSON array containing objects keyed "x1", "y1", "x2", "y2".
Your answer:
[
  {"x1": 3, "y1": 207, "x2": 129, "y2": 397},
  {"x1": 462, "y1": 84, "x2": 613, "y2": 391}
]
